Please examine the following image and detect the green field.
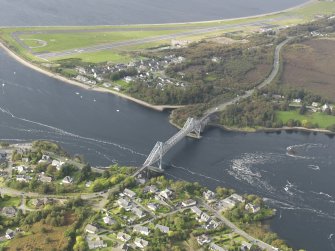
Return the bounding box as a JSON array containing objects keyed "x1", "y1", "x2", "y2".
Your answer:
[
  {"x1": 276, "y1": 110, "x2": 335, "y2": 128},
  {"x1": 19, "y1": 29, "x2": 187, "y2": 53},
  {"x1": 55, "y1": 50, "x2": 134, "y2": 64},
  {"x1": 0, "y1": 196, "x2": 21, "y2": 207},
  {"x1": 0, "y1": 0, "x2": 334, "y2": 65}
]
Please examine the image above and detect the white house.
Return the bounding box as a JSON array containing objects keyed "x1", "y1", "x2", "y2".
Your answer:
[
  {"x1": 147, "y1": 203, "x2": 158, "y2": 211},
  {"x1": 39, "y1": 173, "x2": 52, "y2": 183},
  {"x1": 155, "y1": 224, "x2": 169, "y2": 233},
  {"x1": 245, "y1": 203, "x2": 260, "y2": 213},
  {"x1": 103, "y1": 216, "x2": 116, "y2": 225},
  {"x1": 52, "y1": 160, "x2": 65, "y2": 170},
  {"x1": 62, "y1": 176, "x2": 73, "y2": 184},
  {"x1": 117, "y1": 198, "x2": 131, "y2": 210},
  {"x1": 117, "y1": 232, "x2": 131, "y2": 242},
  {"x1": 200, "y1": 212, "x2": 211, "y2": 223},
  {"x1": 134, "y1": 238, "x2": 149, "y2": 249},
  {"x1": 16, "y1": 175, "x2": 32, "y2": 182},
  {"x1": 1, "y1": 207, "x2": 17, "y2": 217},
  {"x1": 182, "y1": 199, "x2": 197, "y2": 207},
  {"x1": 5, "y1": 229, "x2": 15, "y2": 240},
  {"x1": 16, "y1": 165, "x2": 27, "y2": 174},
  {"x1": 312, "y1": 102, "x2": 320, "y2": 108},
  {"x1": 85, "y1": 224, "x2": 98, "y2": 234},
  {"x1": 210, "y1": 243, "x2": 227, "y2": 251},
  {"x1": 124, "y1": 188, "x2": 136, "y2": 198},
  {"x1": 87, "y1": 240, "x2": 106, "y2": 250},
  {"x1": 133, "y1": 225, "x2": 150, "y2": 236},
  {"x1": 203, "y1": 190, "x2": 216, "y2": 201},
  {"x1": 159, "y1": 188, "x2": 173, "y2": 200},
  {"x1": 191, "y1": 206, "x2": 203, "y2": 217},
  {"x1": 132, "y1": 207, "x2": 145, "y2": 218},
  {"x1": 38, "y1": 154, "x2": 51, "y2": 164},
  {"x1": 197, "y1": 234, "x2": 211, "y2": 245}
]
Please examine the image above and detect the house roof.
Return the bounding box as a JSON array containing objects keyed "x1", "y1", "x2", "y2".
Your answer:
[
  {"x1": 155, "y1": 224, "x2": 169, "y2": 233},
  {"x1": 85, "y1": 224, "x2": 98, "y2": 233}
]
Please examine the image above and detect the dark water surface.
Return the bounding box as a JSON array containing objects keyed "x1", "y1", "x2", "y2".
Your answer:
[
  {"x1": 0, "y1": 0, "x2": 307, "y2": 26},
  {"x1": 0, "y1": 0, "x2": 334, "y2": 250},
  {"x1": 0, "y1": 45, "x2": 334, "y2": 250}
]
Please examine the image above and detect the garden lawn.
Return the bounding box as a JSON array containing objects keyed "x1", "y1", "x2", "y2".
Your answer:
[{"x1": 276, "y1": 110, "x2": 335, "y2": 128}]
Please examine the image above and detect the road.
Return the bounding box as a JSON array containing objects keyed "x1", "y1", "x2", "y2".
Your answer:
[
  {"x1": 201, "y1": 200, "x2": 278, "y2": 251},
  {"x1": 203, "y1": 37, "x2": 292, "y2": 117},
  {"x1": 28, "y1": 18, "x2": 284, "y2": 60}
]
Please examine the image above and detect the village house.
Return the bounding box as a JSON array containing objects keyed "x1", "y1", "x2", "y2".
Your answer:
[
  {"x1": 62, "y1": 176, "x2": 73, "y2": 184},
  {"x1": 293, "y1": 98, "x2": 302, "y2": 103},
  {"x1": 31, "y1": 198, "x2": 45, "y2": 207},
  {"x1": 210, "y1": 243, "x2": 228, "y2": 251},
  {"x1": 133, "y1": 225, "x2": 150, "y2": 236},
  {"x1": 241, "y1": 241, "x2": 252, "y2": 251},
  {"x1": 220, "y1": 194, "x2": 245, "y2": 211},
  {"x1": 1, "y1": 207, "x2": 17, "y2": 217},
  {"x1": 117, "y1": 232, "x2": 131, "y2": 242},
  {"x1": 51, "y1": 159, "x2": 65, "y2": 170},
  {"x1": 85, "y1": 224, "x2": 98, "y2": 234},
  {"x1": 86, "y1": 234, "x2": 107, "y2": 250},
  {"x1": 143, "y1": 185, "x2": 158, "y2": 193},
  {"x1": 117, "y1": 198, "x2": 131, "y2": 210},
  {"x1": 124, "y1": 188, "x2": 136, "y2": 198},
  {"x1": 200, "y1": 212, "x2": 211, "y2": 223},
  {"x1": 182, "y1": 199, "x2": 197, "y2": 207},
  {"x1": 203, "y1": 190, "x2": 216, "y2": 201},
  {"x1": 21, "y1": 157, "x2": 29, "y2": 163},
  {"x1": 245, "y1": 203, "x2": 261, "y2": 213},
  {"x1": 134, "y1": 237, "x2": 149, "y2": 249},
  {"x1": 16, "y1": 175, "x2": 32, "y2": 182},
  {"x1": 147, "y1": 203, "x2": 158, "y2": 211},
  {"x1": 87, "y1": 239, "x2": 106, "y2": 250},
  {"x1": 39, "y1": 173, "x2": 52, "y2": 183},
  {"x1": 132, "y1": 207, "x2": 145, "y2": 218},
  {"x1": 155, "y1": 224, "x2": 169, "y2": 234},
  {"x1": 38, "y1": 154, "x2": 51, "y2": 164},
  {"x1": 15, "y1": 165, "x2": 28, "y2": 174},
  {"x1": 5, "y1": 229, "x2": 15, "y2": 240},
  {"x1": 191, "y1": 206, "x2": 203, "y2": 217},
  {"x1": 159, "y1": 188, "x2": 173, "y2": 200},
  {"x1": 197, "y1": 234, "x2": 211, "y2": 245},
  {"x1": 116, "y1": 243, "x2": 129, "y2": 251},
  {"x1": 206, "y1": 219, "x2": 220, "y2": 230},
  {"x1": 312, "y1": 102, "x2": 320, "y2": 108},
  {"x1": 103, "y1": 216, "x2": 116, "y2": 225}
]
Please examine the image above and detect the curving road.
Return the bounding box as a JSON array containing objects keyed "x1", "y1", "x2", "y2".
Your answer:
[{"x1": 204, "y1": 37, "x2": 292, "y2": 117}]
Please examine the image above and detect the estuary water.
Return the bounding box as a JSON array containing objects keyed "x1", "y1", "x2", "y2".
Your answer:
[
  {"x1": 0, "y1": 0, "x2": 307, "y2": 26},
  {"x1": 0, "y1": 45, "x2": 334, "y2": 251},
  {"x1": 0, "y1": 0, "x2": 334, "y2": 250}
]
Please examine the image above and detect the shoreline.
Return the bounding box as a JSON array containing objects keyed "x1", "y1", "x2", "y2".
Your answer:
[
  {"x1": 0, "y1": 0, "x2": 315, "y2": 29},
  {"x1": 211, "y1": 124, "x2": 335, "y2": 135},
  {"x1": 0, "y1": 42, "x2": 183, "y2": 112}
]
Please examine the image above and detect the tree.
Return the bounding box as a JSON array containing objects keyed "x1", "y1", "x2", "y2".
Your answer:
[
  {"x1": 73, "y1": 236, "x2": 88, "y2": 251},
  {"x1": 299, "y1": 105, "x2": 307, "y2": 115}
]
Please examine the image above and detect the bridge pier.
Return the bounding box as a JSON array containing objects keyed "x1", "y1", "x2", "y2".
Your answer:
[{"x1": 138, "y1": 116, "x2": 209, "y2": 175}]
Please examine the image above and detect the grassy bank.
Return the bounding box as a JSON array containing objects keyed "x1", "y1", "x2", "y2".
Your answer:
[{"x1": 276, "y1": 110, "x2": 335, "y2": 128}]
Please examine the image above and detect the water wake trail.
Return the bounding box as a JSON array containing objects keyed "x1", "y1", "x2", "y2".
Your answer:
[{"x1": 0, "y1": 106, "x2": 146, "y2": 157}]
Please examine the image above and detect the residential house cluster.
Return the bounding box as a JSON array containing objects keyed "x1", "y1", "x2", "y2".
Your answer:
[{"x1": 73, "y1": 55, "x2": 188, "y2": 91}]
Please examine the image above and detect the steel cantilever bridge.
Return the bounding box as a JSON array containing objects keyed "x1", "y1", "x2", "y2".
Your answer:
[{"x1": 133, "y1": 116, "x2": 209, "y2": 177}]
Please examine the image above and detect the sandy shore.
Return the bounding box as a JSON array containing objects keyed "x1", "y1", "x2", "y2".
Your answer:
[{"x1": 0, "y1": 42, "x2": 183, "y2": 112}]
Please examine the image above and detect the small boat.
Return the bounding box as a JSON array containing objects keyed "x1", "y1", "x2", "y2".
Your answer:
[{"x1": 116, "y1": 109, "x2": 120, "y2": 112}]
